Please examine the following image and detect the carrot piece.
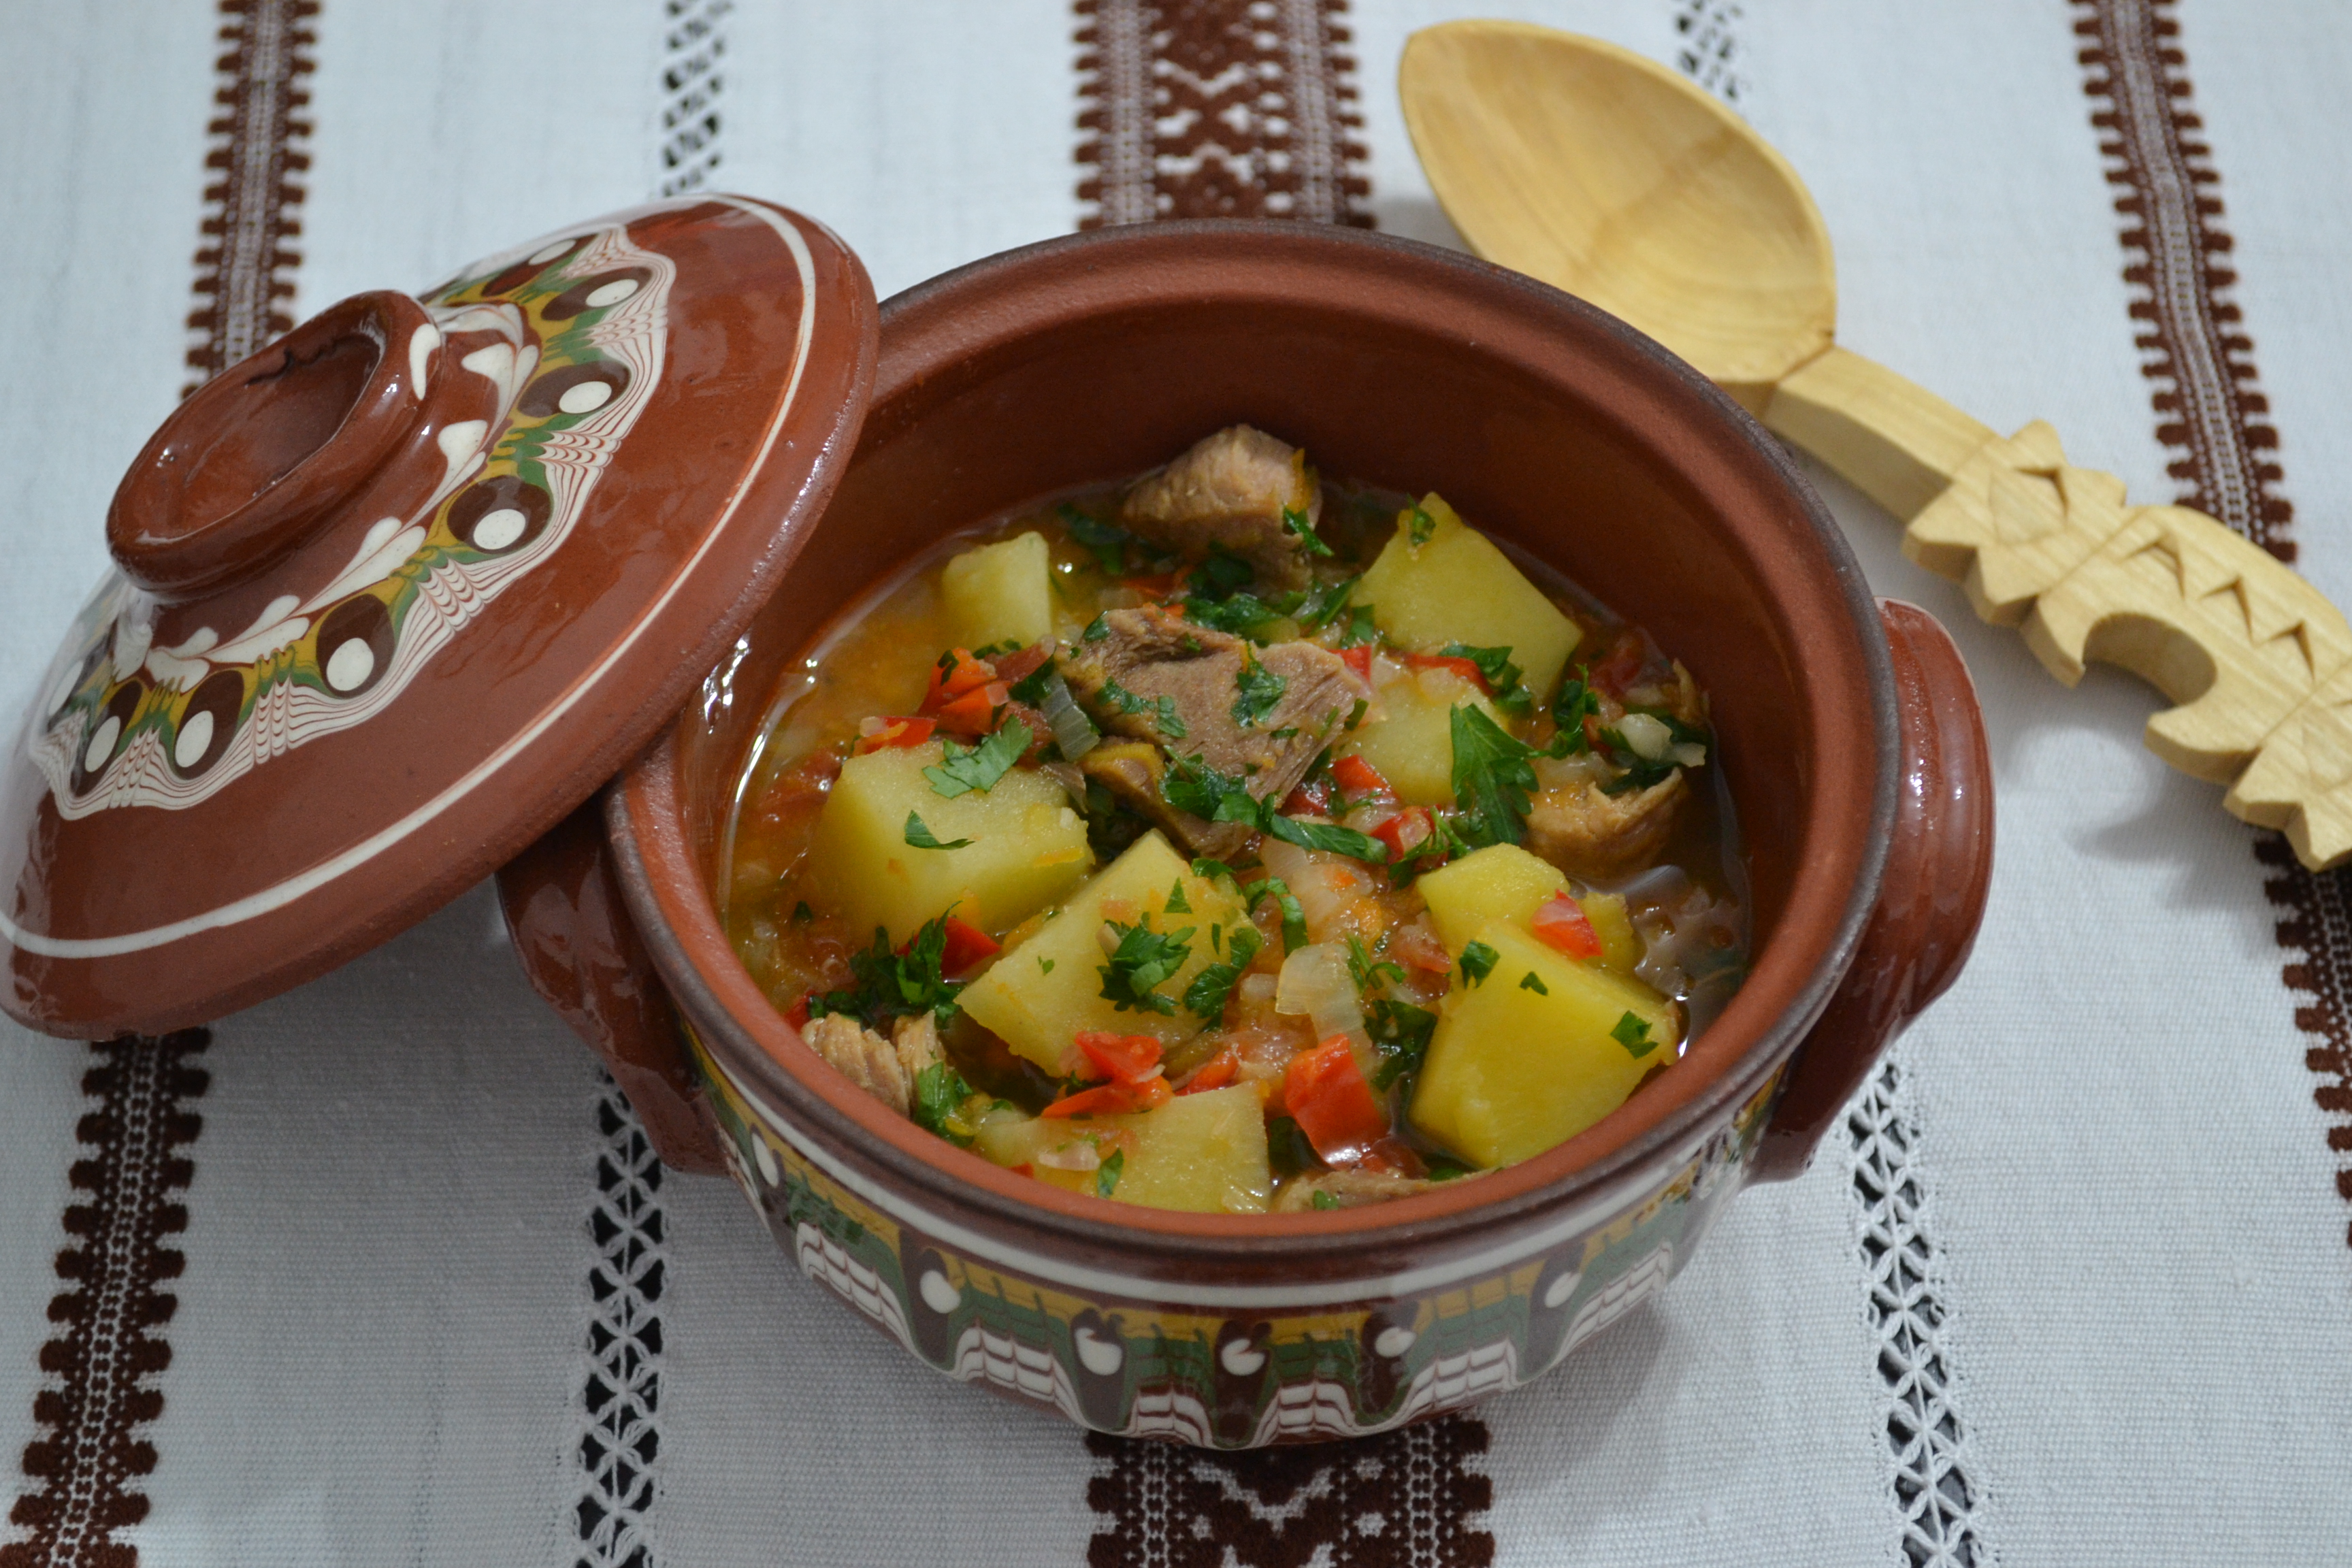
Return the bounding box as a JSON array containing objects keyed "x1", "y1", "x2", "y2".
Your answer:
[
  {"x1": 1371, "y1": 806, "x2": 1434, "y2": 861},
  {"x1": 921, "y1": 647, "x2": 1000, "y2": 711},
  {"x1": 1531, "y1": 894, "x2": 1603, "y2": 960},
  {"x1": 1329, "y1": 755, "x2": 1390, "y2": 797},
  {"x1": 938, "y1": 916, "x2": 1002, "y2": 977},
  {"x1": 1042, "y1": 1077, "x2": 1172, "y2": 1118},
  {"x1": 1179, "y1": 1049, "x2": 1239, "y2": 1094},
  {"x1": 853, "y1": 715, "x2": 938, "y2": 754},
  {"x1": 1282, "y1": 1036, "x2": 1390, "y2": 1159},
  {"x1": 1075, "y1": 1030, "x2": 1165, "y2": 1086}
]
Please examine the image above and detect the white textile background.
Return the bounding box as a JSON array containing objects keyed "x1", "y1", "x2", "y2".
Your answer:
[{"x1": 1, "y1": 2, "x2": 2349, "y2": 1564}]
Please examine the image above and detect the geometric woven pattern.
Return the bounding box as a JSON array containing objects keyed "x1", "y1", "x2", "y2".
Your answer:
[
  {"x1": 1848, "y1": 1061, "x2": 1987, "y2": 1568},
  {"x1": 1671, "y1": 0, "x2": 1750, "y2": 107},
  {"x1": 574, "y1": 1078, "x2": 669, "y2": 1568}
]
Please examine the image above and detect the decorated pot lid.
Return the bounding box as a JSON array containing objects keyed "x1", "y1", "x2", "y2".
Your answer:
[{"x1": 1, "y1": 197, "x2": 877, "y2": 1036}]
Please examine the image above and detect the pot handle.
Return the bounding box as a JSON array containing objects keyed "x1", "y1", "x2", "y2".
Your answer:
[
  {"x1": 1748, "y1": 600, "x2": 1994, "y2": 1181},
  {"x1": 497, "y1": 794, "x2": 730, "y2": 1175}
]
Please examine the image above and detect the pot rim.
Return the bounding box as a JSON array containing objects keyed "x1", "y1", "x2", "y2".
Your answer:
[{"x1": 609, "y1": 219, "x2": 1899, "y2": 1271}]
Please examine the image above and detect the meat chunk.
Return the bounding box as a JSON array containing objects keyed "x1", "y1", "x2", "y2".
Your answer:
[
  {"x1": 1060, "y1": 608, "x2": 1366, "y2": 808},
  {"x1": 801, "y1": 1011, "x2": 946, "y2": 1118},
  {"x1": 1525, "y1": 773, "x2": 1687, "y2": 881},
  {"x1": 1079, "y1": 740, "x2": 1256, "y2": 860},
  {"x1": 1273, "y1": 1168, "x2": 1441, "y2": 1211},
  {"x1": 1120, "y1": 425, "x2": 1322, "y2": 591}
]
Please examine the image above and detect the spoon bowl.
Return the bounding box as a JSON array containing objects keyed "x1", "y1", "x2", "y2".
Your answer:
[{"x1": 1400, "y1": 21, "x2": 1833, "y2": 406}]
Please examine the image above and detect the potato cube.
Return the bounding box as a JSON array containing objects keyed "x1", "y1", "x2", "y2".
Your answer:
[
  {"x1": 942, "y1": 531, "x2": 1054, "y2": 651},
  {"x1": 1414, "y1": 843, "x2": 1569, "y2": 953},
  {"x1": 802, "y1": 743, "x2": 1092, "y2": 945},
  {"x1": 1582, "y1": 892, "x2": 1641, "y2": 974},
  {"x1": 971, "y1": 1086, "x2": 1271, "y2": 1213},
  {"x1": 959, "y1": 832, "x2": 1252, "y2": 1076},
  {"x1": 1358, "y1": 494, "x2": 1581, "y2": 698},
  {"x1": 1339, "y1": 664, "x2": 1500, "y2": 807},
  {"x1": 1409, "y1": 922, "x2": 1678, "y2": 1167}
]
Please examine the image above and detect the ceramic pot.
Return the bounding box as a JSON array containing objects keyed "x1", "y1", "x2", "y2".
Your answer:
[{"x1": 499, "y1": 221, "x2": 1993, "y2": 1447}]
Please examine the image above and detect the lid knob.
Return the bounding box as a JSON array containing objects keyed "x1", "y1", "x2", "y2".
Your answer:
[{"x1": 106, "y1": 291, "x2": 445, "y2": 601}]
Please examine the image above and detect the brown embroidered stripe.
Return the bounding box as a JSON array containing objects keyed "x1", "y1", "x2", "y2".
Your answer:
[
  {"x1": 1075, "y1": 0, "x2": 1371, "y2": 227},
  {"x1": 1071, "y1": 4, "x2": 1490, "y2": 1562},
  {"x1": 3, "y1": 1034, "x2": 210, "y2": 1568},
  {"x1": 2072, "y1": 2, "x2": 2352, "y2": 1245},
  {"x1": 183, "y1": 0, "x2": 317, "y2": 395}
]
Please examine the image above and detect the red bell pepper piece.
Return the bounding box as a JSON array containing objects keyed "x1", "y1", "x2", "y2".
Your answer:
[
  {"x1": 938, "y1": 916, "x2": 1002, "y2": 977},
  {"x1": 1371, "y1": 806, "x2": 1434, "y2": 860},
  {"x1": 1328, "y1": 755, "x2": 1390, "y2": 798},
  {"x1": 1588, "y1": 632, "x2": 1646, "y2": 700},
  {"x1": 1339, "y1": 645, "x2": 1373, "y2": 681},
  {"x1": 930, "y1": 681, "x2": 1008, "y2": 736},
  {"x1": 1281, "y1": 777, "x2": 1335, "y2": 817},
  {"x1": 853, "y1": 715, "x2": 938, "y2": 755},
  {"x1": 921, "y1": 647, "x2": 999, "y2": 711},
  {"x1": 783, "y1": 994, "x2": 811, "y2": 1030},
  {"x1": 1178, "y1": 1049, "x2": 1239, "y2": 1094},
  {"x1": 1075, "y1": 1030, "x2": 1165, "y2": 1086},
  {"x1": 1403, "y1": 651, "x2": 1490, "y2": 691},
  {"x1": 1531, "y1": 894, "x2": 1603, "y2": 960},
  {"x1": 1282, "y1": 1036, "x2": 1390, "y2": 1160},
  {"x1": 1042, "y1": 1077, "x2": 1172, "y2": 1118}
]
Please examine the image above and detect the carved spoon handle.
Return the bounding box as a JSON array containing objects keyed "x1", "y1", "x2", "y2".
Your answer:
[{"x1": 1760, "y1": 342, "x2": 2352, "y2": 872}]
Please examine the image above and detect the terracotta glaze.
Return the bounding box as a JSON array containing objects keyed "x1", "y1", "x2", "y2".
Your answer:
[
  {"x1": 500, "y1": 222, "x2": 1993, "y2": 1444},
  {"x1": 3, "y1": 197, "x2": 878, "y2": 1037}
]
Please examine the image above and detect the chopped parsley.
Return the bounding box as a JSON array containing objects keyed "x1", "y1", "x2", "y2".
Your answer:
[
  {"x1": 1367, "y1": 997, "x2": 1437, "y2": 1091},
  {"x1": 1190, "y1": 858, "x2": 1237, "y2": 885},
  {"x1": 1165, "y1": 877, "x2": 1192, "y2": 914},
  {"x1": 1186, "y1": 550, "x2": 1256, "y2": 600},
  {"x1": 1230, "y1": 656, "x2": 1288, "y2": 728},
  {"x1": 903, "y1": 812, "x2": 974, "y2": 851},
  {"x1": 1267, "y1": 1115, "x2": 1321, "y2": 1176},
  {"x1": 813, "y1": 917, "x2": 964, "y2": 1028},
  {"x1": 1550, "y1": 673, "x2": 1599, "y2": 753},
  {"x1": 1422, "y1": 1152, "x2": 1477, "y2": 1182},
  {"x1": 921, "y1": 721, "x2": 1029, "y2": 798},
  {"x1": 1281, "y1": 504, "x2": 1335, "y2": 558},
  {"x1": 1458, "y1": 940, "x2": 1499, "y2": 987},
  {"x1": 1407, "y1": 504, "x2": 1438, "y2": 546},
  {"x1": 1161, "y1": 753, "x2": 1387, "y2": 862},
  {"x1": 1098, "y1": 918, "x2": 1196, "y2": 1015},
  {"x1": 1181, "y1": 924, "x2": 1262, "y2": 1022},
  {"x1": 1519, "y1": 971, "x2": 1550, "y2": 995},
  {"x1": 1096, "y1": 1148, "x2": 1126, "y2": 1198},
  {"x1": 1007, "y1": 661, "x2": 1057, "y2": 705},
  {"x1": 1311, "y1": 1190, "x2": 1341, "y2": 1211},
  {"x1": 1286, "y1": 574, "x2": 1360, "y2": 632},
  {"x1": 1441, "y1": 642, "x2": 1533, "y2": 715},
  {"x1": 1248, "y1": 876, "x2": 1309, "y2": 953},
  {"x1": 911, "y1": 1062, "x2": 978, "y2": 1147},
  {"x1": 1183, "y1": 592, "x2": 1285, "y2": 639},
  {"x1": 1345, "y1": 934, "x2": 1406, "y2": 994},
  {"x1": 1263, "y1": 813, "x2": 1388, "y2": 862},
  {"x1": 970, "y1": 640, "x2": 1023, "y2": 660},
  {"x1": 1060, "y1": 505, "x2": 1164, "y2": 577},
  {"x1": 1339, "y1": 604, "x2": 1379, "y2": 648},
  {"x1": 1612, "y1": 1010, "x2": 1659, "y2": 1058},
  {"x1": 1096, "y1": 677, "x2": 1186, "y2": 740},
  {"x1": 1082, "y1": 612, "x2": 1110, "y2": 643},
  {"x1": 1448, "y1": 704, "x2": 1541, "y2": 848},
  {"x1": 1039, "y1": 957, "x2": 1056, "y2": 975},
  {"x1": 791, "y1": 900, "x2": 814, "y2": 923}
]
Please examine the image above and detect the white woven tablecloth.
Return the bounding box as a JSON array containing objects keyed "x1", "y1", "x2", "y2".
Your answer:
[{"x1": 5, "y1": 3, "x2": 2351, "y2": 1564}]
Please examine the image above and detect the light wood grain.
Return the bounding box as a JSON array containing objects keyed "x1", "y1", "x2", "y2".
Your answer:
[{"x1": 1399, "y1": 17, "x2": 2352, "y2": 869}]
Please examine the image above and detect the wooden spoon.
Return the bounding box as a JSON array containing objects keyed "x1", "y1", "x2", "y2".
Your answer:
[{"x1": 1401, "y1": 19, "x2": 2352, "y2": 872}]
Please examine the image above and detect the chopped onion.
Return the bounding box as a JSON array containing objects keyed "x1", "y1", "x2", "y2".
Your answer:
[
  {"x1": 1669, "y1": 740, "x2": 1708, "y2": 769},
  {"x1": 1615, "y1": 711, "x2": 1675, "y2": 762},
  {"x1": 1036, "y1": 668, "x2": 1099, "y2": 760},
  {"x1": 1275, "y1": 941, "x2": 1364, "y2": 1043}
]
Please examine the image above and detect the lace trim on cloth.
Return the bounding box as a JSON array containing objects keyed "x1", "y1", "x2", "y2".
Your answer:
[
  {"x1": 1075, "y1": 0, "x2": 1371, "y2": 227},
  {"x1": 657, "y1": 0, "x2": 729, "y2": 198},
  {"x1": 2068, "y1": 5, "x2": 2347, "y2": 1243},
  {"x1": 2, "y1": 1034, "x2": 210, "y2": 1568},
  {"x1": 184, "y1": 0, "x2": 316, "y2": 395},
  {"x1": 574, "y1": 1077, "x2": 670, "y2": 1568},
  {"x1": 1848, "y1": 1064, "x2": 1989, "y2": 1568},
  {"x1": 1085, "y1": 1420, "x2": 1493, "y2": 1568}
]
